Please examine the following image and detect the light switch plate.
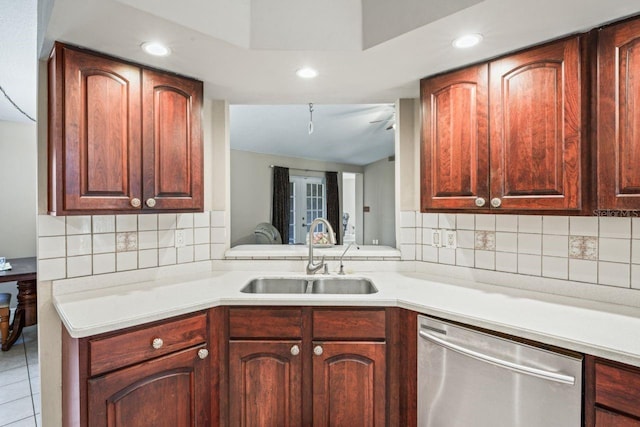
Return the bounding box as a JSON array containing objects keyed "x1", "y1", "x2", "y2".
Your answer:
[
  {"x1": 175, "y1": 229, "x2": 186, "y2": 248},
  {"x1": 432, "y1": 229, "x2": 442, "y2": 248}
]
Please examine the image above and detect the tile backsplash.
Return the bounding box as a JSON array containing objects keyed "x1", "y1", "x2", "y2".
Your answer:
[
  {"x1": 38, "y1": 211, "x2": 226, "y2": 281},
  {"x1": 400, "y1": 211, "x2": 640, "y2": 290}
]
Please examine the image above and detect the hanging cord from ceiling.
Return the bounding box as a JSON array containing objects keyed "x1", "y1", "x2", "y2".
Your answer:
[
  {"x1": 0, "y1": 84, "x2": 35, "y2": 122},
  {"x1": 308, "y1": 102, "x2": 314, "y2": 135}
]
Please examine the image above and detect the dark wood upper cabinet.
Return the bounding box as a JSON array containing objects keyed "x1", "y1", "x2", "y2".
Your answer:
[
  {"x1": 48, "y1": 42, "x2": 203, "y2": 215},
  {"x1": 489, "y1": 36, "x2": 586, "y2": 212},
  {"x1": 420, "y1": 64, "x2": 489, "y2": 210},
  {"x1": 142, "y1": 70, "x2": 203, "y2": 211},
  {"x1": 420, "y1": 35, "x2": 588, "y2": 214},
  {"x1": 597, "y1": 17, "x2": 640, "y2": 210}
]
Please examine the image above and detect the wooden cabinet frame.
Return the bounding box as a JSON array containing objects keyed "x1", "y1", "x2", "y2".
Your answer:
[
  {"x1": 421, "y1": 35, "x2": 592, "y2": 215},
  {"x1": 48, "y1": 42, "x2": 203, "y2": 215}
]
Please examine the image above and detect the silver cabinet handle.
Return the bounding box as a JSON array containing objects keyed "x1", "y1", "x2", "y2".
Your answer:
[
  {"x1": 151, "y1": 337, "x2": 163, "y2": 349},
  {"x1": 290, "y1": 345, "x2": 300, "y2": 356},
  {"x1": 146, "y1": 198, "x2": 156, "y2": 208},
  {"x1": 313, "y1": 345, "x2": 323, "y2": 356},
  {"x1": 130, "y1": 198, "x2": 141, "y2": 208},
  {"x1": 419, "y1": 330, "x2": 575, "y2": 385},
  {"x1": 198, "y1": 348, "x2": 209, "y2": 359},
  {"x1": 491, "y1": 197, "x2": 502, "y2": 208},
  {"x1": 475, "y1": 197, "x2": 486, "y2": 207}
]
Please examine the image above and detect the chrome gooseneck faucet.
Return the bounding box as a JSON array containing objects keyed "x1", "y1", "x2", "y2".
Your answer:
[
  {"x1": 338, "y1": 242, "x2": 360, "y2": 275},
  {"x1": 306, "y1": 218, "x2": 337, "y2": 275}
]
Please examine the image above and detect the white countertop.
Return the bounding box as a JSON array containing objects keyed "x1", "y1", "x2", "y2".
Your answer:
[
  {"x1": 53, "y1": 269, "x2": 640, "y2": 368},
  {"x1": 225, "y1": 244, "x2": 401, "y2": 259}
]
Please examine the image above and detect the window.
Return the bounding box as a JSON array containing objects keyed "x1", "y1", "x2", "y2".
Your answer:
[{"x1": 289, "y1": 176, "x2": 326, "y2": 244}]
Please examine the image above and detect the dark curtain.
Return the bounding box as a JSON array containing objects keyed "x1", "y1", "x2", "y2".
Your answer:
[
  {"x1": 325, "y1": 171, "x2": 341, "y2": 245},
  {"x1": 271, "y1": 166, "x2": 290, "y2": 244}
]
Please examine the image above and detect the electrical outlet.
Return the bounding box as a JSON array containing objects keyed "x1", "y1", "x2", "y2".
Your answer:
[
  {"x1": 432, "y1": 229, "x2": 442, "y2": 247},
  {"x1": 444, "y1": 229, "x2": 457, "y2": 249},
  {"x1": 175, "y1": 229, "x2": 186, "y2": 248}
]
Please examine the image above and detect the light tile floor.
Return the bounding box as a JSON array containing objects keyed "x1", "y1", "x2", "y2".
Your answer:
[{"x1": 0, "y1": 326, "x2": 41, "y2": 426}]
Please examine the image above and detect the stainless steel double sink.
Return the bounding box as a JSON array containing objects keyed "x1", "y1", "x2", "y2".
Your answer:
[{"x1": 240, "y1": 277, "x2": 377, "y2": 294}]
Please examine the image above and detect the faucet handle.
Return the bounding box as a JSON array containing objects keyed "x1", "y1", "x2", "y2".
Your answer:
[{"x1": 323, "y1": 264, "x2": 329, "y2": 275}]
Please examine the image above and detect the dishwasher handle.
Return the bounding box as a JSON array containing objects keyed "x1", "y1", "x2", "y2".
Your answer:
[{"x1": 419, "y1": 329, "x2": 576, "y2": 385}]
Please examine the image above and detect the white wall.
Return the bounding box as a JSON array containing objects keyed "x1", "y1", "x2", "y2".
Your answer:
[
  {"x1": 363, "y1": 156, "x2": 396, "y2": 246},
  {"x1": 0, "y1": 120, "x2": 37, "y2": 309},
  {"x1": 230, "y1": 149, "x2": 363, "y2": 246},
  {"x1": 0, "y1": 120, "x2": 37, "y2": 258}
]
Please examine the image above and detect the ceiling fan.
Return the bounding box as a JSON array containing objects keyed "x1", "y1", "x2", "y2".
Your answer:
[{"x1": 369, "y1": 105, "x2": 395, "y2": 130}]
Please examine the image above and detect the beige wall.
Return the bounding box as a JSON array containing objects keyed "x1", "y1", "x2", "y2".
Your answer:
[
  {"x1": 396, "y1": 98, "x2": 420, "y2": 212},
  {"x1": 0, "y1": 120, "x2": 37, "y2": 258},
  {"x1": 230, "y1": 149, "x2": 363, "y2": 246},
  {"x1": 363, "y1": 156, "x2": 396, "y2": 246}
]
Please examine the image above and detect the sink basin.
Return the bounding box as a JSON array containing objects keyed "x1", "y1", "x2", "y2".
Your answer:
[
  {"x1": 240, "y1": 277, "x2": 310, "y2": 294},
  {"x1": 311, "y1": 277, "x2": 378, "y2": 294},
  {"x1": 240, "y1": 277, "x2": 378, "y2": 294}
]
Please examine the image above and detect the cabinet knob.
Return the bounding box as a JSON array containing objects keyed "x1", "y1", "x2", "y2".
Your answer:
[
  {"x1": 146, "y1": 198, "x2": 156, "y2": 208},
  {"x1": 151, "y1": 337, "x2": 163, "y2": 349},
  {"x1": 290, "y1": 345, "x2": 300, "y2": 356},
  {"x1": 130, "y1": 198, "x2": 141, "y2": 208},
  {"x1": 475, "y1": 197, "x2": 486, "y2": 207},
  {"x1": 198, "y1": 348, "x2": 209, "y2": 360},
  {"x1": 313, "y1": 345, "x2": 323, "y2": 356},
  {"x1": 490, "y1": 198, "x2": 502, "y2": 208}
]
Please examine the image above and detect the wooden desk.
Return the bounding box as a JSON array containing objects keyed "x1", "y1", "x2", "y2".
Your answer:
[{"x1": 0, "y1": 257, "x2": 37, "y2": 351}]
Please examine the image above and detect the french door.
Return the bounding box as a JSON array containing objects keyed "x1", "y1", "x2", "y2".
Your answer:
[{"x1": 290, "y1": 176, "x2": 326, "y2": 244}]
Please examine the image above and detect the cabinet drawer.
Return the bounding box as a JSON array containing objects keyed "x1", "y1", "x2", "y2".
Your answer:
[
  {"x1": 229, "y1": 308, "x2": 302, "y2": 338},
  {"x1": 596, "y1": 361, "x2": 640, "y2": 419},
  {"x1": 89, "y1": 313, "x2": 207, "y2": 376},
  {"x1": 313, "y1": 309, "x2": 386, "y2": 340},
  {"x1": 596, "y1": 408, "x2": 640, "y2": 427}
]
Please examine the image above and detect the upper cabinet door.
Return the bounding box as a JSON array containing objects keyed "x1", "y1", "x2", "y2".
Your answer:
[
  {"x1": 51, "y1": 45, "x2": 142, "y2": 213},
  {"x1": 142, "y1": 70, "x2": 203, "y2": 211},
  {"x1": 598, "y1": 18, "x2": 640, "y2": 210},
  {"x1": 489, "y1": 36, "x2": 586, "y2": 211},
  {"x1": 421, "y1": 64, "x2": 489, "y2": 210}
]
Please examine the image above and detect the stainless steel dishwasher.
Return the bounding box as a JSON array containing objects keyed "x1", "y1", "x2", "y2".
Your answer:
[{"x1": 417, "y1": 316, "x2": 583, "y2": 427}]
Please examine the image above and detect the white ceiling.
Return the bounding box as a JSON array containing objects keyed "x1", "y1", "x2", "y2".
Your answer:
[
  {"x1": 0, "y1": 0, "x2": 37, "y2": 123},
  {"x1": 230, "y1": 104, "x2": 395, "y2": 166},
  {"x1": 38, "y1": 0, "x2": 640, "y2": 104}
]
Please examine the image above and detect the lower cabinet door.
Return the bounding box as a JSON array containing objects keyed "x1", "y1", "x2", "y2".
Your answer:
[
  {"x1": 312, "y1": 341, "x2": 386, "y2": 427},
  {"x1": 229, "y1": 340, "x2": 303, "y2": 427},
  {"x1": 596, "y1": 408, "x2": 640, "y2": 427},
  {"x1": 87, "y1": 345, "x2": 209, "y2": 427}
]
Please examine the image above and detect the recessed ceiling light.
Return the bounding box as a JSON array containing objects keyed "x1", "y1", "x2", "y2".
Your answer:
[
  {"x1": 141, "y1": 42, "x2": 171, "y2": 57},
  {"x1": 296, "y1": 67, "x2": 319, "y2": 79},
  {"x1": 452, "y1": 34, "x2": 483, "y2": 49}
]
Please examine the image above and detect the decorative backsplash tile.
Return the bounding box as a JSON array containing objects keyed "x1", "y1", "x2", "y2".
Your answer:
[
  {"x1": 411, "y1": 212, "x2": 640, "y2": 291},
  {"x1": 474, "y1": 231, "x2": 495, "y2": 251},
  {"x1": 569, "y1": 236, "x2": 597, "y2": 260},
  {"x1": 116, "y1": 232, "x2": 137, "y2": 252},
  {"x1": 37, "y1": 211, "x2": 226, "y2": 280}
]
